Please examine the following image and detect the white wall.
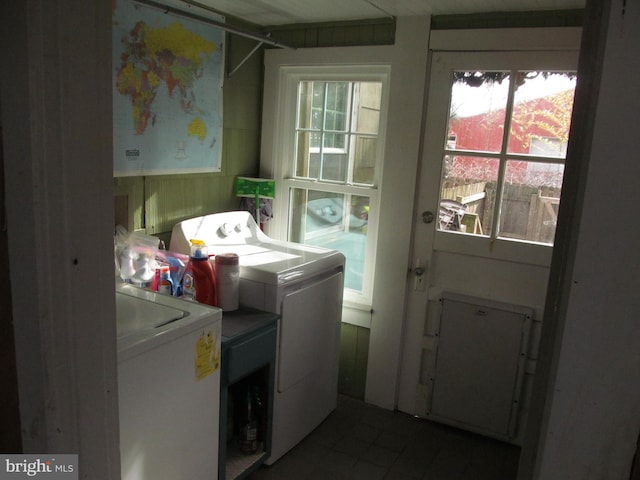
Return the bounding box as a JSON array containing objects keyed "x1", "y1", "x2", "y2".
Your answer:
[
  {"x1": 521, "y1": 0, "x2": 640, "y2": 478},
  {"x1": 1, "y1": 0, "x2": 120, "y2": 477}
]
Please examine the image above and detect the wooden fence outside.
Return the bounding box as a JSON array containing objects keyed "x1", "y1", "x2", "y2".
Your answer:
[{"x1": 441, "y1": 181, "x2": 561, "y2": 244}]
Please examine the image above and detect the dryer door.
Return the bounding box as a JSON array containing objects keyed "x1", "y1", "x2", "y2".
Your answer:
[{"x1": 277, "y1": 271, "x2": 343, "y2": 393}]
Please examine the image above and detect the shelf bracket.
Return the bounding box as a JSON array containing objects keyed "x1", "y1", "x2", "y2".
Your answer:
[{"x1": 228, "y1": 40, "x2": 265, "y2": 78}]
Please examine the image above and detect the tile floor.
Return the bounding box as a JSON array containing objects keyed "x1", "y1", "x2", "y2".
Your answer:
[{"x1": 247, "y1": 394, "x2": 521, "y2": 480}]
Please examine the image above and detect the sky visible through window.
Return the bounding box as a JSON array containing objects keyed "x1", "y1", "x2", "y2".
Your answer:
[{"x1": 452, "y1": 74, "x2": 576, "y2": 117}]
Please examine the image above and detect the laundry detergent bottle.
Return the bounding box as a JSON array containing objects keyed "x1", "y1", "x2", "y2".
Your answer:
[{"x1": 183, "y1": 239, "x2": 217, "y2": 307}]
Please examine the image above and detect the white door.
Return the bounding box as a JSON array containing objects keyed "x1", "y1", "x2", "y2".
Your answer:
[{"x1": 398, "y1": 30, "x2": 581, "y2": 443}]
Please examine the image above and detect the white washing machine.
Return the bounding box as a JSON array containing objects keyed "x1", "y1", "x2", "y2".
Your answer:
[
  {"x1": 170, "y1": 210, "x2": 344, "y2": 465},
  {"x1": 116, "y1": 282, "x2": 222, "y2": 480}
]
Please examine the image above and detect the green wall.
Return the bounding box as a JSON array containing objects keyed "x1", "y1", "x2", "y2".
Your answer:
[{"x1": 339, "y1": 323, "x2": 370, "y2": 399}]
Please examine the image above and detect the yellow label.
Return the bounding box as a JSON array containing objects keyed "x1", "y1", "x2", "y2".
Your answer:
[{"x1": 195, "y1": 330, "x2": 220, "y2": 381}]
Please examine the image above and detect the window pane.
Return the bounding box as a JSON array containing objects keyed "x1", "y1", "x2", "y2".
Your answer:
[
  {"x1": 440, "y1": 155, "x2": 499, "y2": 236},
  {"x1": 498, "y1": 160, "x2": 563, "y2": 245},
  {"x1": 447, "y1": 72, "x2": 510, "y2": 154},
  {"x1": 324, "y1": 131, "x2": 346, "y2": 150},
  {"x1": 297, "y1": 81, "x2": 319, "y2": 130},
  {"x1": 352, "y1": 135, "x2": 377, "y2": 185},
  {"x1": 312, "y1": 82, "x2": 325, "y2": 108},
  {"x1": 325, "y1": 82, "x2": 349, "y2": 132},
  {"x1": 289, "y1": 188, "x2": 369, "y2": 292},
  {"x1": 294, "y1": 80, "x2": 383, "y2": 186},
  {"x1": 295, "y1": 131, "x2": 315, "y2": 177},
  {"x1": 319, "y1": 152, "x2": 348, "y2": 182},
  {"x1": 508, "y1": 72, "x2": 576, "y2": 157},
  {"x1": 352, "y1": 82, "x2": 381, "y2": 134},
  {"x1": 296, "y1": 134, "x2": 350, "y2": 181}
]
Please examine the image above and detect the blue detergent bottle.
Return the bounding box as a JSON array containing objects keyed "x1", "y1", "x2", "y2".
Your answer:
[{"x1": 157, "y1": 265, "x2": 174, "y2": 295}]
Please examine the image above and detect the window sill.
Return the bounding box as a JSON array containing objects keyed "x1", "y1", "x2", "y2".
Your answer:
[
  {"x1": 433, "y1": 231, "x2": 553, "y2": 267},
  {"x1": 342, "y1": 301, "x2": 373, "y2": 329}
]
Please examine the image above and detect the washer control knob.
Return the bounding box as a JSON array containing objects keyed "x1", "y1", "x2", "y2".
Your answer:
[
  {"x1": 218, "y1": 223, "x2": 233, "y2": 237},
  {"x1": 234, "y1": 223, "x2": 244, "y2": 232}
]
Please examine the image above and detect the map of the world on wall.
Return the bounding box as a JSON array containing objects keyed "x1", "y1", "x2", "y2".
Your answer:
[{"x1": 113, "y1": 0, "x2": 224, "y2": 176}]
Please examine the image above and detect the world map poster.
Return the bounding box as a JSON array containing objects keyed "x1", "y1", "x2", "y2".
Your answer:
[{"x1": 113, "y1": 0, "x2": 224, "y2": 176}]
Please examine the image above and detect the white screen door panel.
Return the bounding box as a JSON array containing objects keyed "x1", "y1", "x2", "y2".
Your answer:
[{"x1": 429, "y1": 294, "x2": 532, "y2": 440}]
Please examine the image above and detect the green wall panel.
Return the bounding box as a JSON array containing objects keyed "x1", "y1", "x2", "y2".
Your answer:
[
  {"x1": 222, "y1": 127, "x2": 260, "y2": 177},
  {"x1": 339, "y1": 322, "x2": 370, "y2": 400},
  {"x1": 144, "y1": 174, "x2": 227, "y2": 235},
  {"x1": 431, "y1": 9, "x2": 583, "y2": 29},
  {"x1": 113, "y1": 176, "x2": 144, "y2": 231},
  {"x1": 267, "y1": 19, "x2": 395, "y2": 48}
]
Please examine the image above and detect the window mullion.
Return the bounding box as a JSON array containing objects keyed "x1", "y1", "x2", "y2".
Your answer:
[
  {"x1": 504, "y1": 152, "x2": 565, "y2": 164},
  {"x1": 342, "y1": 84, "x2": 357, "y2": 232},
  {"x1": 491, "y1": 70, "x2": 518, "y2": 240},
  {"x1": 346, "y1": 83, "x2": 356, "y2": 185},
  {"x1": 319, "y1": 82, "x2": 329, "y2": 181},
  {"x1": 295, "y1": 81, "x2": 314, "y2": 179}
]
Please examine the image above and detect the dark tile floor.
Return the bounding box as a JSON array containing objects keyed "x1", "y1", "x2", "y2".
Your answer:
[{"x1": 247, "y1": 395, "x2": 521, "y2": 480}]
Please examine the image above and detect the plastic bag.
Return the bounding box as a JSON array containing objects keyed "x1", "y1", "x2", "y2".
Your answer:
[
  {"x1": 114, "y1": 226, "x2": 160, "y2": 287},
  {"x1": 114, "y1": 226, "x2": 188, "y2": 295}
]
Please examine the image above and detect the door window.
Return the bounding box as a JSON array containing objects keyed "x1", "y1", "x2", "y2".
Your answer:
[{"x1": 440, "y1": 71, "x2": 576, "y2": 245}]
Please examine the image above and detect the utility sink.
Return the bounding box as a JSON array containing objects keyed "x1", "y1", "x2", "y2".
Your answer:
[
  {"x1": 114, "y1": 282, "x2": 221, "y2": 360},
  {"x1": 116, "y1": 292, "x2": 185, "y2": 338}
]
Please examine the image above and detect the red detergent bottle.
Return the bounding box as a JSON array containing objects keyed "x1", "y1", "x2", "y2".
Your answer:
[{"x1": 185, "y1": 239, "x2": 217, "y2": 307}]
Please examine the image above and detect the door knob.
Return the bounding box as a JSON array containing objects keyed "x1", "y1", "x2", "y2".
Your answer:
[{"x1": 422, "y1": 211, "x2": 434, "y2": 224}]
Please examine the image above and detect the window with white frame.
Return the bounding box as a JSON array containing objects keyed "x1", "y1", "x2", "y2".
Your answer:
[
  {"x1": 439, "y1": 70, "x2": 576, "y2": 245},
  {"x1": 273, "y1": 67, "x2": 389, "y2": 306}
]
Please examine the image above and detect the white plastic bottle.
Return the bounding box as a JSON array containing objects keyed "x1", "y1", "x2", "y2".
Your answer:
[
  {"x1": 215, "y1": 253, "x2": 239, "y2": 311},
  {"x1": 157, "y1": 265, "x2": 174, "y2": 295}
]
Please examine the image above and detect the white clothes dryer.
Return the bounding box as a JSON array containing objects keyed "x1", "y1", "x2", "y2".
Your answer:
[{"x1": 170, "y1": 211, "x2": 345, "y2": 465}]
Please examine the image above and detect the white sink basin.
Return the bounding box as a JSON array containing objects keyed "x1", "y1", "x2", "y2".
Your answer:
[{"x1": 116, "y1": 292, "x2": 185, "y2": 338}]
